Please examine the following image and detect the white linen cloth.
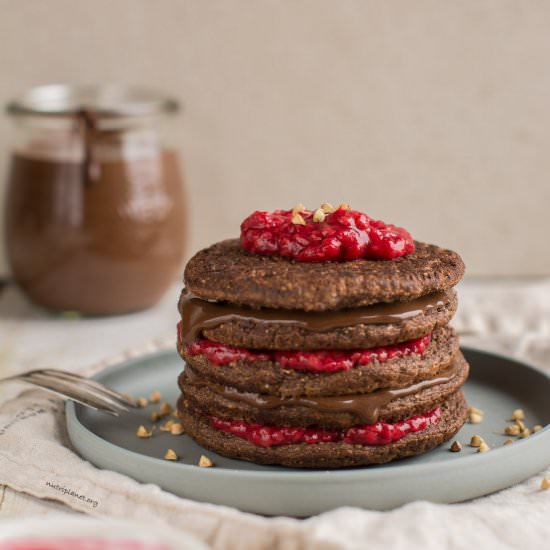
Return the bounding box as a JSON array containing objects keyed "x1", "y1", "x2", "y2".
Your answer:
[{"x1": 0, "y1": 280, "x2": 549, "y2": 550}]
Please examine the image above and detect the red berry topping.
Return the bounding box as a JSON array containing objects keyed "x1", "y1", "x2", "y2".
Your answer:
[
  {"x1": 184, "y1": 334, "x2": 431, "y2": 374},
  {"x1": 240, "y1": 205, "x2": 415, "y2": 261},
  {"x1": 211, "y1": 407, "x2": 441, "y2": 447}
]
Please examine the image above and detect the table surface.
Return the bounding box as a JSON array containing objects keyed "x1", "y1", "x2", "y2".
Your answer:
[{"x1": 1, "y1": 277, "x2": 549, "y2": 521}]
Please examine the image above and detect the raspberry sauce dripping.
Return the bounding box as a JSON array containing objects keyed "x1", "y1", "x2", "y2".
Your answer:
[
  {"x1": 240, "y1": 205, "x2": 415, "y2": 262},
  {"x1": 211, "y1": 406, "x2": 441, "y2": 447}
]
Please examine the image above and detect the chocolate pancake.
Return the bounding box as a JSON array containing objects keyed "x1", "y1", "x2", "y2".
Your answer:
[
  {"x1": 184, "y1": 239, "x2": 464, "y2": 312},
  {"x1": 177, "y1": 390, "x2": 468, "y2": 468},
  {"x1": 181, "y1": 326, "x2": 458, "y2": 398},
  {"x1": 178, "y1": 351, "x2": 469, "y2": 429},
  {"x1": 178, "y1": 289, "x2": 457, "y2": 350}
]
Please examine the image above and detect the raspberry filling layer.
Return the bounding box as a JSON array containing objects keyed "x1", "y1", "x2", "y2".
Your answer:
[
  {"x1": 240, "y1": 205, "x2": 415, "y2": 261},
  {"x1": 211, "y1": 406, "x2": 441, "y2": 447},
  {"x1": 184, "y1": 334, "x2": 431, "y2": 373}
]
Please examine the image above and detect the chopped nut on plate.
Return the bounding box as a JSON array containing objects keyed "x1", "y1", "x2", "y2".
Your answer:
[
  {"x1": 514, "y1": 419, "x2": 526, "y2": 431},
  {"x1": 160, "y1": 419, "x2": 176, "y2": 432},
  {"x1": 469, "y1": 412, "x2": 483, "y2": 424},
  {"x1": 519, "y1": 428, "x2": 531, "y2": 438},
  {"x1": 136, "y1": 397, "x2": 148, "y2": 408},
  {"x1": 170, "y1": 423, "x2": 185, "y2": 436},
  {"x1": 136, "y1": 425, "x2": 152, "y2": 438},
  {"x1": 505, "y1": 424, "x2": 520, "y2": 436},
  {"x1": 449, "y1": 441, "x2": 462, "y2": 452},
  {"x1": 149, "y1": 390, "x2": 161, "y2": 403},
  {"x1": 541, "y1": 477, "x2": 550, "y2": 491},
  {"x1": 469, "y1": 435, "x2": 483, "y2": 448},
  {"x1": 478, "y1": 442, "x2": 490, "y2": 453},
  {"x1": 159, "y1": 402, "x2": 173, "y2": 416},
  {"x1": 503, "y1": 439, "x2": 514, "y2": 446},
  {"x1": 467, "y1": 406, "x2": 484, "y2": 416},
  {"x1": 510, "y1": 408, "x2": 525, "y2": 421},
  {"x1": 533, "y1": 425, "x2": 543, "y2": 433},
  {"x1": 198, "y1": 455, "x2": 214, "y2": 467},
  {"x1": 164, "y1": 449, "x2": 178, "y2": 461},
  {"x1": 150, "y1": 411, "x2": 161, "y2": 422}
]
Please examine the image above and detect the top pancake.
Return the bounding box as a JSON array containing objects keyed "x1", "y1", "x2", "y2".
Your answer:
[{"x1": 184, "y1": 238, "x2": 465, "y2": 312}]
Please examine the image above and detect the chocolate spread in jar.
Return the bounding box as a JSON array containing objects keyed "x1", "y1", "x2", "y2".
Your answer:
[{"x1": 6, "y1": 139, "x2": 185, "y2": 314}]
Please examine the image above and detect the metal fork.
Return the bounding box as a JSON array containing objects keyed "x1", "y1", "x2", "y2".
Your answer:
[{"x1": 0, "y1": 368, "x2": 139, "y2": 415}]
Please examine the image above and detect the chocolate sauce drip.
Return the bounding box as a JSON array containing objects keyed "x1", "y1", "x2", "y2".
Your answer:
[
  {"x1": 183, "y1": 355, "x2": 461, "y2": 424},
  {"x1": 179, "y1": 290, "x2": 452, "y2": 345}
]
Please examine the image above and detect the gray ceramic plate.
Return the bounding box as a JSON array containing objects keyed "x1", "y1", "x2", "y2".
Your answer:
[{"x1": 66, "y1": 348, "x2": 550, "y2": 516}]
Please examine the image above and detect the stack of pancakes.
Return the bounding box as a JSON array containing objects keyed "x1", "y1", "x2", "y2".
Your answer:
[{"x1": 177, "y1": 238, "x2": 468, "y2": 468}]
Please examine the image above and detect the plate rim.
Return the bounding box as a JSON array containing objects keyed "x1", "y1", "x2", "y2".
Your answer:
[{"x1": 65, "y1": 345, "x2": 550, "y2": 482}]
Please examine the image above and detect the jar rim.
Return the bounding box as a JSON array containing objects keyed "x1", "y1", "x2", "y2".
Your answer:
[{"x1": 6, "y1": 84, "x2": 180, "y2": 118}]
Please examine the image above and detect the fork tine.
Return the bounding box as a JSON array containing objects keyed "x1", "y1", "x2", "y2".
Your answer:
[
  {"x1": 18, "y1": 373, "x2": 128, "y2": 415},
  {"x1": 37, "y1": 369, "x2": 137, "y2": 407}
]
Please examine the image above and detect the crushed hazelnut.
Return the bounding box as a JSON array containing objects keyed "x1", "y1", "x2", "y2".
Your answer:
[
  {"x1": 312, "y1": 208, "x2": 326, "y2": 223},
  {"x1": 170, "y1": 423, "x2": 185, "y2": 436},
  {"x1": 469, "y1": 412, "x2": 483, "y2": 424},
  {"x1": 292, "y1": 203, "x2": 305, "y2": 214},
  {"x1": 159, "y1": 419, "x2": 176, "y2": 432},
  {"x1": 150, "y1": 411, "x2": 161, "y2": 422},
  {"x1": 519, "y1": 428, "x2": 531, "y2": 438},
  {"x1": 503, "y1": 439, "x2": 514, "y2": 446},
  {"x1": 469, "y1": 435, "x2": 483, "y2": 447},
  {"x1": 514, "y1": 419, "x2": 526, "y2": 431},
  {"x1": 468, "y1": 406, "x2": 484, "y2": 416},
  {"x1": 541, "y1": 477, "x2": 550, "y2": 490},
  {"x1": 510, "y1": 409, "x2": 525, "y2": 421},
  {"x1": 533, "y1": 425, "x2": 543, "y2": 433},
  {"x1": 159, "y1": 402, "x2": 173, "y2": 416},
  {"x1": 505, "y1": 425, "x2": 520, "y2": 436},
  {"x1": 449, "y1": 441, "x2": 462, "y2": 452},
  {"x1": 136, "y1": 425, "x2": 152, "y2": 438},
  {"x1": 149, "y1": 390, "x2": 161, "y2": 403},
  {"x1": 320, "y1": 202, "x2": 336, "y2": 213},
  {"x1": 136, "y1": 397, "x2": 148, "y2": 408},
  {"x1": 478, "y1": 442, "x2": 490, "y2": 453},
  {"x1": 291, "y1": 213, "x2": 306, "y2": 225},
  {"x1": 338, "y1": 203, "x2": 351, "y2": 210},
  {"x1": 198, "y1": 455, "x2": 214, "y2": 467},
  {"x1": 164, "y1": 449, "x2": 178, "y2": 461}
]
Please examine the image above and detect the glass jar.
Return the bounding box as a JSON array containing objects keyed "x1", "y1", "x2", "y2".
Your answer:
[{"x1": 5, "y1": 84, "x2": 186, "y2": 315}]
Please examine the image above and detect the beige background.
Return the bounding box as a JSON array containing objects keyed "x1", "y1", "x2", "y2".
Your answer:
[{"x1": 1, "y1": 0, "x2": 549, "y2": 276}]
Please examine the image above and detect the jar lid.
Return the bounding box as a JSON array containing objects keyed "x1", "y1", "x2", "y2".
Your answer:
[{"x1": 6, "y1": 84, "x2": 179, "y2": 118}]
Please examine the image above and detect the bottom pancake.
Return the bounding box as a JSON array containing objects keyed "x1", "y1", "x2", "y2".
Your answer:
[{"x1": 178, "y1": 391, "x2": 468, "y2": 468}]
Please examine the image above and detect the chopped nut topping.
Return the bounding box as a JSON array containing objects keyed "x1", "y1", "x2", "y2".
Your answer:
[
  {"x1": 159, "y1": 419, "x2": 176, "y2": 432},
  {"x1": 149, "y1": 390, "x2": 161, "y2": 403},
  {"x1": 449, "y1": 441, "x2": 462, "y2": 452},
  {"x1": 170, "y1": 423, "x2": 185, "y2": 436},
  {"x1": 136, "y1": 425, "x2": 152, "y2": 438},
  {"x1": 510, "y1": 409, "x2": 525, "y2": 421},
  {"x1": 469, "y1": 412, "x2": 483, "y2": 424},
  {"x1": 338, "y1": 203, "x2": 351, "y2": 211},
  {"x1": 503, "y1": 439, "x2": 514, "y2": 446},
  {"x1": 291, "y1": 213, "x2": 306, "y2": 225},
  {"x1": 159, "y1": 402, "x2": 173, "y2": 416},
  {"x1": 150, "y1": 411, "x2": 161, "y2": 422},
  {"x1": 320, "y1": 202, "x2": 336, "y2": 213},
  {"x1": 533, "y1": 425, "x2": 543, "y2": 433},
  {"x1": 468, "y1": 406, "x2": 484, "y2": 416},
  {"x1": 136, "y1": 397, "x2": 148, "y2": 408},
  {"x1": 292, "y1": 203, "x2": 306, "y2": 214},
  {"x1": 505, "y1": 424, "x2": 520, "y2": 436},
  {"x1": 469, "y1": 435, "x2": 483, "y2": 447},
  {"x1": 519, "y1": 428, "x2": 531, "y2": 438},
  {"x1": 164, "y1": 449, "x2": 178, "y2": 461},
  {"x1": 312, "y1": 208, "x2": 326, "y2": 223},
  {"x1": 198, "y1": 455, "x2": 214, "y2": 467},
  {"x1": 541, "y1": 477, "x2": 550, "y2": 490},
  {"x1": 478, "y1": 442, "x2": 490, "y2": 453}
]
